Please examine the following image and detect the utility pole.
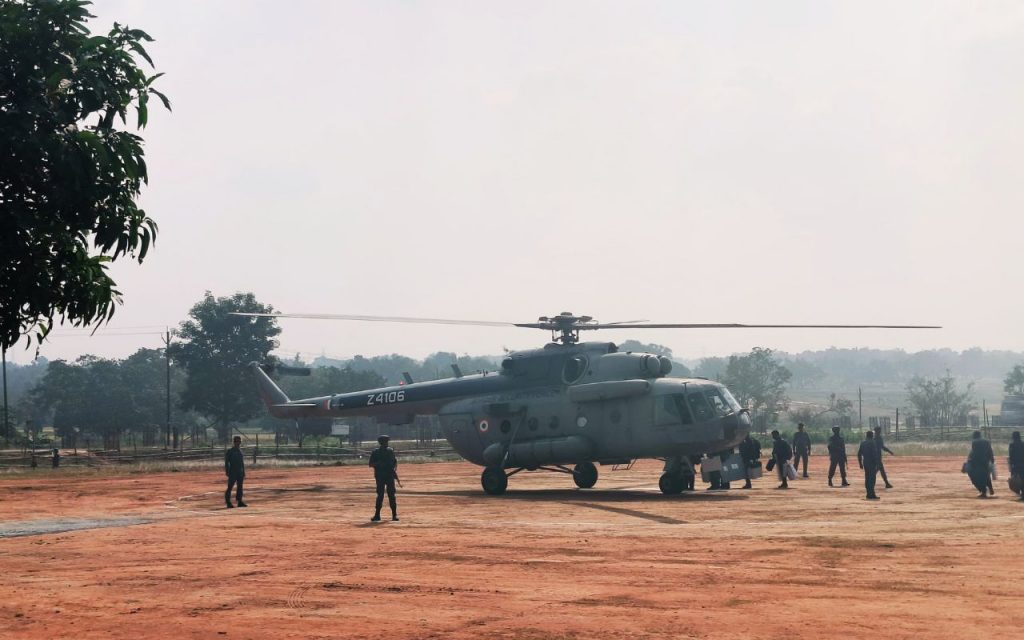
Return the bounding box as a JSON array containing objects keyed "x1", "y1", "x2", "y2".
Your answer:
[
  {"x1": 2, "y1": 347, "x2": 8, "y2": 444},
  {"x1": 858, "y1": 387, "x2": 863, "y2": 428},
  {"x1": 162, "y1": 329, "x2": 173, "y2": 450}
]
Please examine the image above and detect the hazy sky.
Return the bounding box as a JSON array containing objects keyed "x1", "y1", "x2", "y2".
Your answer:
[{"x1": 14, "y1": 0, "x2": 1024, "y2": 365}]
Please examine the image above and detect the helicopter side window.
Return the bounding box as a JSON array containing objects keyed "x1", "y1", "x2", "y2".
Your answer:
[
  {"x1": 703, "y1": 388, "x2": 733, "y2": 417},
  {"x1": 562, "y1": 355, "x2": 588, "y2": 384},
  {"x1": 656, "y1": 394, "x2": 693, "y2": 426},
  {"x1": 687, "y1": 392, "x2": 715, "y2": 423}
]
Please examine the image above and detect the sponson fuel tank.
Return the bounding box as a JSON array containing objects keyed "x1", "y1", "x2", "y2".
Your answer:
[{"x1": 482, "y1": 435, "x2": 593, "y2": 468}]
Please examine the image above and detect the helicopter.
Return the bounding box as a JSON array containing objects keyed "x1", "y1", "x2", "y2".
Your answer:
[{"x1": 235, "y1": 311, "x2": 937, "y2": 495}]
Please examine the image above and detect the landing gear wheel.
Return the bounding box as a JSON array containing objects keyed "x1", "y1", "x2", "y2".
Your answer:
[
  {"x1": 659, "y1": 473, "x2": 684, "y2": 495},
  {"x1": 481, "y1": 467, "x2": 508, "y2": 495},
  {"x1": 573, "y1": 462, "x2": 598, "y2": 489}
]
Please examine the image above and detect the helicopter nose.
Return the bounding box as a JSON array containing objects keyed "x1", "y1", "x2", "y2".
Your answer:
[{"x1": 721, "y1": 411, "x2": 751, "y2": 441}]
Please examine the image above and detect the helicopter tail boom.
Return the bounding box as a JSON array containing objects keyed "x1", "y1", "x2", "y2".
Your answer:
[{"x1": 250, "y1": 362, "x2": 321, "y2": 419}]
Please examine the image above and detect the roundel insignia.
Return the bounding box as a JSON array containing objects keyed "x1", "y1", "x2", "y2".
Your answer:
[{"x1": 479, "y1": 420, "x2": 489, "y2": 432}]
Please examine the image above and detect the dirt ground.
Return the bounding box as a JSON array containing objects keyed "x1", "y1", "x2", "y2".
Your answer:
[{"x1": 1, "y1": 456, "x2": 1022, "y2": 639}]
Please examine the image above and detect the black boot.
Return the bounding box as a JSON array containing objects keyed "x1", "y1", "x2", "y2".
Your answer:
[
  {"x1": 371, "y1": 512, "x2": 381, "y2": 522},
  {"x1": 391, "y1": 513, "x2": 399, "y2": 522}
]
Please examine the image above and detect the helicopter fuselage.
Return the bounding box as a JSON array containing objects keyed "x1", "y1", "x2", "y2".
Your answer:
[{"x1": 254, "y1": 342, "x2": 751, "y2": 473}]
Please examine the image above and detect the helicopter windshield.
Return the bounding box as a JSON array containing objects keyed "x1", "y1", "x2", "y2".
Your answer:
[
  {"x1": 687, "y1": 391, "x2": 716, "y2": 422},
  {"x1": 703, "y1": 386, "x2": 738, "y2": 417},
  {"x1": 720, "y1": 387, "x2": 743, "y2": 412}
]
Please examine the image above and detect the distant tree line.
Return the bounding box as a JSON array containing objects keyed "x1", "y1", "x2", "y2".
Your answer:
[{"x1": 5, "y1": 289, "x2": 1023, "y2": 446}]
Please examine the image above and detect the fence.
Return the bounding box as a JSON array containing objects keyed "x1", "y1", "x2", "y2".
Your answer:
[
  {"x1": 887, "y1": 424, "x2": 1020, "y2": 443},
  {"x1": 0, "y1": 441, "x2": 457, "y2": 470}
]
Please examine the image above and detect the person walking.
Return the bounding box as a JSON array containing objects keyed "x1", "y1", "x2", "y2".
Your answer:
[
  {"x1": 739, "y1": 433, "x2": 762, "y2": 489},
  {"x1": 792, "y1": 423, "x2": 811, "y2": 478},
  {"x1": 771, "y1": 430, "x2": 793, "y2": 489},
  {"x1": 1009, "y1": 431, "x2": 1024, "y2": 500},
  {"x1": 224, "y1": 435, "x2": 247, "y2": 508},
  {"x1": 857, "y1": 431, "x2": 881, "y2": 500},
  {"x1": 873, "y1": 426, "x2": 895, "y2": 489},
  {"x1": 369, "y1": 435, "x2": 399, "y2": 521},
  {"x1": 827, "y1": 427, "x2": 849, "y2": 487},
  {"x1": 966, "y1": 430, "x2": 995, "y2": 498}
]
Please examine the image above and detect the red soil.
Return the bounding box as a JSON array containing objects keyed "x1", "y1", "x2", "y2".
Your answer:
[{"x1": 1, "y1": 456, "x2": 1022, "y2": 639}]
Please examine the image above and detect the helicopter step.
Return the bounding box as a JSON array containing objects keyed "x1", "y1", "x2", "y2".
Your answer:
[{"x1": 607, "y1": 459, "x2": 636, "y2": 471}]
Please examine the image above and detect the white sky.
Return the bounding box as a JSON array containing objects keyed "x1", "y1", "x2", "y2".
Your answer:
[{"x1": 13, "y1": 0, "x2": 1024, "y2": 365}]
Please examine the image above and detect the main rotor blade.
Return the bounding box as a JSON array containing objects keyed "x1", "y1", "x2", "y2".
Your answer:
[
  {"x1": 229, "y1": 312, "x2": 517, "y2": 327},
  {"x1": 583, "y1": 323, "x2": 942, "y2": 330}
]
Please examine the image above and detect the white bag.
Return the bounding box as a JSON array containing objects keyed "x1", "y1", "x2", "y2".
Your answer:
[
  {"x1": 785, "y1": 462, "x2": 798, "y2": 480},
  {"x1": 990, "y1": 461, "x2": 998, "y2": 480}
]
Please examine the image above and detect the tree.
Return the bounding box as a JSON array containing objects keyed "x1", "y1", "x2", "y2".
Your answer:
[
  {"x1": 906, "y1": 371, "x2": 976, "y2": 427},
  {"x1": 1004, "y1": 365, "x2": 1024, "y2": 395},
  {"x1": 694, "y1": 356, "x2": 728, "y2": 381},
  {"x1": 785, "y1": 358, "x2": 826, "y2": 388},
  {"x1": 721, "y1": 348, "x2": 791, "y2": 420},
  {"x1": 273, "y1": 362, "x2": 386, "y2": 446},
  {"x1": 31, "y1": 355, "x2": 122, "y2": 448},
  {"x1": 170, "y1": 292, "x2": 280, "y2": 442},
  {"x1": 1, "y1": 0, "x2": 170, "y2": 351}
]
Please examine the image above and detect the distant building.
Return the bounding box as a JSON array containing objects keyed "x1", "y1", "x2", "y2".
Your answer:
[{"x1": 999, "y1": 395, "x2": 1024, "y2": 426}]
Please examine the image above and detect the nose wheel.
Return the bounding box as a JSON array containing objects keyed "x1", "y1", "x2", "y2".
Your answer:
[
  {"x1": 573, "y1": 462, "x2": 598, "y2": 489},
  {"x1": 481, "y1": 467, "x2": 508, "y2": 495}
]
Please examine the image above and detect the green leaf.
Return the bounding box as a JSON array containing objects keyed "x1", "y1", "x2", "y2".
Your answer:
[
  {"x1": 136, "y1": 92, "x2": 148, "y2": 128},
  {"x1": 149, "y1": 88, "x2": 171, "y2": 111},
  {"x1": 128, "y1": 40, "x2": 154, "y2": 67}
]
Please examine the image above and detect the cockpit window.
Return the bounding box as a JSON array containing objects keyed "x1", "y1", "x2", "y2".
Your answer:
[
  {"x1": 562, "y1": 355, "x2": 588, "y2": 384},
  {"x1": 720, "y1": 387, "x2": 743, "y2": 412},
  {"x1": 687, "y1": 391, "x2": 716, "y2": 422},
  {"x1": 656, "y1": 394, "x2": 693, "y2": 426},
  {"x1": 703, "y1": 387, "x2": 734, "y2": 417}
]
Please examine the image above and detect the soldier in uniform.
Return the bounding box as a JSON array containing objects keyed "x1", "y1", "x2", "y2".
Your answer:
[
  {"x1": 683, "y1": 455, "x2": 699, "y2": 491},
  {"x1": 369, "y1": 435, "x2": 399, "y2": 521},
  {"x1": 792, "y1": 423, "x2": 811, "y2": 478},
  {"x1": 771, "y1": 430, "x2": 792, "y2": 489},
  {"x1": 1008, "y1": 431, "x2": 1024, "y2": 500},
  {"x1": 873, "y1": 426, "x2": 895, "y2": 489},
  {"x1": 966, "y1": 430, "x2": 994, "y2": 498},
  {"x1": 224, "y1": 435, "x2": 247, "y2": 508},
  {"x1": 826, "y1": 426, "x2": 849, "y2": 487},
  {"x1": 857, "y1": 430, "x2": 880, "y2": 500},
  {"x1": 739, "y1": 433, "x2": 761, "y2": 489}
]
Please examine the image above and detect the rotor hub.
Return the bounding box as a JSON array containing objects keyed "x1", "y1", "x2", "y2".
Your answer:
[{"x1": 535, "y1": 312, "x2": 595, "y2": 344}]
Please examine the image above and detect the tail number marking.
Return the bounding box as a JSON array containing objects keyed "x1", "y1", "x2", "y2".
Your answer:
[{"x1": 367, "y1": 390, "x2": 405, "y2": 406}]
